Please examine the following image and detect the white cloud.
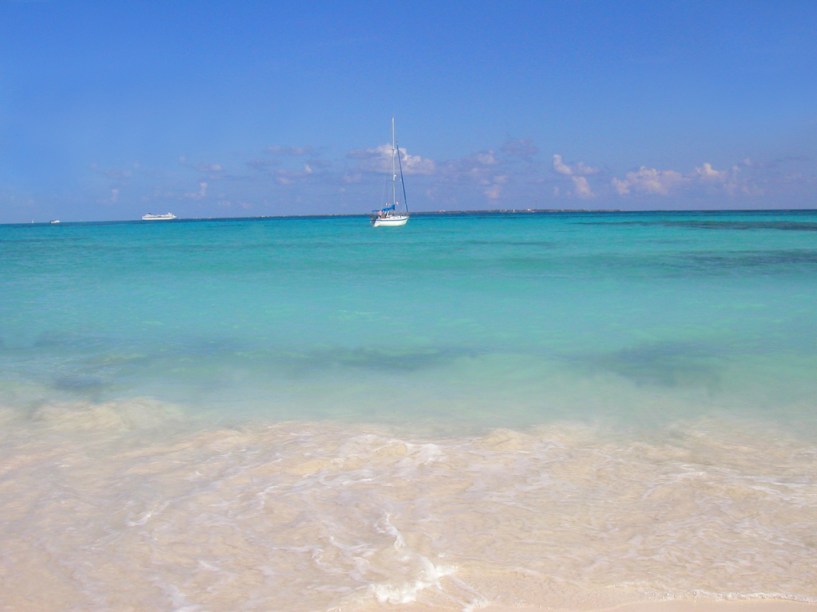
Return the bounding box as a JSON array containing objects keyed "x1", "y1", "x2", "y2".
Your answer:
[
  {"x1": 553, "y1": 154, "x2": 598, "y2": 177},
  {"x1": 571, "y1": 176, "x2": 594, "y2": 198},
  {"x1": 422, "y1": 148, "x2": 515, "y2": 206},
  {"x1": 695, "y1": 162, "x2": 727, "y2": 180},
  {"x1": 350, "y1": 144, "x2": 435, "y2": 175},
  {"x1": 611, "y1": 161, "x2": 760, "y2": 198},
  {"x1": 694, "y1": 161, "x2": 744, "y2": 195},
  {"x1": 400, "y1": 147, "x2": 436, "y2": 175},
  {"x1": 553, "y1": 154, "x2": 597, "y2": 197},
  {"x1": 553, "y1": 154, "x2": 573, "y2": 176},
  {"x1": 612, "y1": 166, "x2": 684, "y2": 196}
]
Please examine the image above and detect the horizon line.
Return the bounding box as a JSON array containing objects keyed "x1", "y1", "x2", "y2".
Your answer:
[{"x1": 4, "y1": 207, "x2": 817, "y2": 227}]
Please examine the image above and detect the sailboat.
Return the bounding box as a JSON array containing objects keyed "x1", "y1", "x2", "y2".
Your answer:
[{"x1": 371, "y1": 117, "x2": 409, "y2": 227}]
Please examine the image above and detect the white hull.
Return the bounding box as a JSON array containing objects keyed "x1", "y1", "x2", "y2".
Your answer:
[
  {"x1": 142, "y1": 213, "x2": 177, "y2": 221},
  {"x1": 372, "y1": 214, "x2": 409, "y2": 227}
]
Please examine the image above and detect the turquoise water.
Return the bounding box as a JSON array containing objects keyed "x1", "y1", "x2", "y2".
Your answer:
[
  {"x1": 3, "y1": 211, "x2": 816, "y2": 430},
  {"x1": 2, "y1": 211, "x2": 817, "y2": 608}
]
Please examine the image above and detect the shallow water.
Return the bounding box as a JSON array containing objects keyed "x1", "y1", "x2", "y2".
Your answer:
[{"x1": 2, "y1": 211, "x2": 816, "y2": 608}]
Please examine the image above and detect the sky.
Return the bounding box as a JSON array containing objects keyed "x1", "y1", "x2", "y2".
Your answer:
[{"x1": 1, "y1": 0, "x2": 816, "y2": 223}]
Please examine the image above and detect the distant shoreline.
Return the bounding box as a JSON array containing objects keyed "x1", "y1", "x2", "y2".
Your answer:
[{"x1": 5, "y1": 207, "x2": 817, "y2": 226}]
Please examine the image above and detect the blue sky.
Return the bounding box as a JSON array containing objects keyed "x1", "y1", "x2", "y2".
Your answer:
[{"x1": 1, "y1": 0, "x2": 816, "y2": 222}]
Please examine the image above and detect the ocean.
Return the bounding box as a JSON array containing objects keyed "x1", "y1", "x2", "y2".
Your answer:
[{"x1": 1, "y1": 211, "x2": 816, "y2": 609}]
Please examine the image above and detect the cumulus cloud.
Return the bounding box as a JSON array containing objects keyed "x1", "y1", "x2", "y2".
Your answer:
[
  {"x1": 572, "y1": 176, "x2": 593, "y2": 198},
  {"x1": 552, "y1": 154, "x2": 573, "y2": 176},
  {"x1": 420, "y1": 148, "x2": 513, "y2": 205},
  {"x1": 699, "y1": 160, "x2": 761, "y2": 196},
  {"x1": 349, "y1": 144, "x2": 436, "y2": 175},
  {"x1": 552, "y1": 154, "x2": 598, "y2": 177},
  {"x1": 612, "y1": 166, "x2": 685, "y2": 196},
  {"x1": 552, "y1": 154, "x2": 598, "y2": 198},
  {"x1": 611, "y1": 161, "x2": 757, "y2": 197},
  {"x1": 695, "y1": 162, "x2": 727, "y2": 180},
  {"x1": 401, "y1": 148, "x2": 436, "y2": 175}
]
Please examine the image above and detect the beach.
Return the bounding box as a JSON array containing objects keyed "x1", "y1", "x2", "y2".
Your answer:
[{"x1": 2, "y1": 406, "x2": 815, "y2": 609}]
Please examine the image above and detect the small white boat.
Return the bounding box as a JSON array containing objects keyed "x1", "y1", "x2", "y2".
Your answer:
[
  {"x1": 372, "y1": 212, "x2": 408, "y2": 227},
  {"x1": 142, "y1": 212, "x2": 177, "y2": 221},
  {"x1": 371, "y1": 117, "x2": 409, "y2": 228},
  {"x1": 50, "y1": 219, "x2": 61, "y2": 224}
]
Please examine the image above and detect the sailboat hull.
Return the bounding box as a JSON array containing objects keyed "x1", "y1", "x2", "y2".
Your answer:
[{"x1": 372, "y1": 214, "x2": 408, "y2": 227}]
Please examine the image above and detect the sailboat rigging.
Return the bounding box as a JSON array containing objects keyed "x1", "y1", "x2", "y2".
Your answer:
[{"x1": 371, "y1": 117, "x2": 409, "y2": 227}]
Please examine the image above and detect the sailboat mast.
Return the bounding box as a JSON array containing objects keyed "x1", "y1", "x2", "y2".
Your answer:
[{"x1": 391, "y1": 116, "x2": 397, "y2": 207}]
